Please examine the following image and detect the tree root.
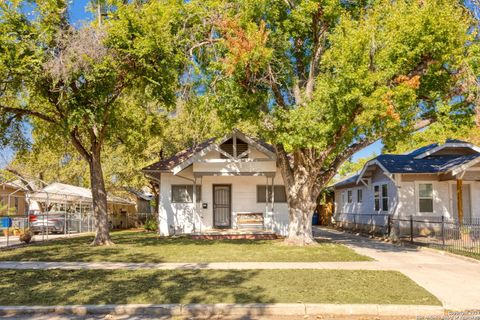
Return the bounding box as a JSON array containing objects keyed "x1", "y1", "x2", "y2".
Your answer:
[
  {"x1": 90, "y1": 239, "x2": 115, "y2": 246},
  {"x1": 282, "y1": 237, "x2": 318, "y2": 246}
]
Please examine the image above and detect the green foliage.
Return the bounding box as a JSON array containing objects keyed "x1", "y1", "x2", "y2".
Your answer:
[
  {"x1": 190, "y1": 0, "x2": 477, "y2": 173},
  {"x1": 143, "y1": 218, "x2": 158, "y2": 232},
  {"x1": 337, "y1": 154, "x2": 377, "y2": 179}
]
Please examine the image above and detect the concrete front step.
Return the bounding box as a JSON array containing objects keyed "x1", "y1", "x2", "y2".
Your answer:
[
  {"x1": 190, "y1": 229, "x2": 278, "y2": 240},
  {"x1": 0, "y1": 303, "x2": 445, "y2": 317}
]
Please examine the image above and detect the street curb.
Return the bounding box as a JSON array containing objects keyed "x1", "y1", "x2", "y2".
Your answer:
[{"x1": 0, "y1": 304, "x2": 445, "y2": 317}]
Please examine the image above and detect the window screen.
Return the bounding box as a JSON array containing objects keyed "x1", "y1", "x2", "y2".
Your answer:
[
  {"x1": 347, "y1": 190, "x2": 352, "y2": 203},
  {"x1": 171, "y1": 185, "x2": 201, "y2": 203},
  {"x1": 381, "y1": 184, "x2": 388, "y2": 211},
  {"x1": 374, "y1": 186, "x2": 380, "y2": 211},
  {"x1": 418, "y1": 183, "x2": 433, "y2": 212},
  {"x1": 257, "y1": 185, "x2": 287, "y2": 203},
  {"x1": 357, "y1": 189, "x2": 363, "y2": 203}
]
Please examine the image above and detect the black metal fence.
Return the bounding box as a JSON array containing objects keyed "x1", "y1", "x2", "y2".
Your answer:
[
  {"x1": 334, "y1": 213, "x2": 480, "y2": 257},
  {"x1": 392, "y1": 216, "x2": 480, "y2": 256}
]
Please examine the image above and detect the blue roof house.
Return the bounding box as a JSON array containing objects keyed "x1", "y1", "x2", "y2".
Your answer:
[{"x1": 333, "y1": 140, "x2": 480, "y2": 224}]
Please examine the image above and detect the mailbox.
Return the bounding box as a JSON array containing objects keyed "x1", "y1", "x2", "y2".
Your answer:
[{"x1": 202, "y1": 203, "x2": 208, "y2": 209}]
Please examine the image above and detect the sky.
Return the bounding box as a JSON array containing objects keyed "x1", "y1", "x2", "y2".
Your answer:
[{"x1": 1, "y1": 0, "x2": 392, "y2": 168}]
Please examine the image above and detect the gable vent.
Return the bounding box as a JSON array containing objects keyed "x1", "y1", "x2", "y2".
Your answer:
[{"x1": 220, "y1": 138, "x2": 248, "y2": 159}]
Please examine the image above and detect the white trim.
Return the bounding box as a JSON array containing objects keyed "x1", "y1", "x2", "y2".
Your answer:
[
  {"x1": 356, "y1": 188, "x2": 363, "y2": 203},
  {"x1": 447, "y1": 180, "x2": 473, "y2": 220},
  {"x1": 414, "y1": 142, "x2": 480, "y2": 159},
  {"x1": 450, "y1": 156, "x2": 480, "y2": 176},
  {"x1": 172, "y1": 130, "x2": 276, "y2": 175},
  {"x1": 373, "y1": 183, "x2": 389, "y2": 213},
  {"x1": 414, "y1": 181, "x2": 435, "y2": 214},
  {"x1": 347, "y1": 189, "x2": 353, "y2": 203},
  {"x1": 356, "y1": 159, "x2": 393, "y2": 184},
  {"x1": 233, "y1": 129, "x2": 276, "y2": 160}
]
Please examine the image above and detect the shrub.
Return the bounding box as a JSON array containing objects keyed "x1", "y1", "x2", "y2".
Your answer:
[{"x1": 143, "y1": 218, "x2": 158, "y2": 232}]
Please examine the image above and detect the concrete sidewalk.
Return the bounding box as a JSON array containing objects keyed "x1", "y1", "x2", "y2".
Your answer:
[
  {"x1": 0, "y1": 303, "x2": 445, "y2": 318},
  {"x1": 314, "y1": 227, "x2": 480, "y2": 311}
]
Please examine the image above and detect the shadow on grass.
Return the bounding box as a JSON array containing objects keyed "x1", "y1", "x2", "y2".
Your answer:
[
  {"x1": 0, "y1": 269, "x2": 274, "y2": 319},
  {"x1": 0, "y1": 229, "x2": 370, "y2": 263}
]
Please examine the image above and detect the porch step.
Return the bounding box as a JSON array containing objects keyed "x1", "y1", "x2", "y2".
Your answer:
[{"x1": 190, "y1": 230, "x2": 278, "y2": 240}]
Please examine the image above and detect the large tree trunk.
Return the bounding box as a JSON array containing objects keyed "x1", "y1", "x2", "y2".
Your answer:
[
  {"x1": 89, "y1": 145, "x2": 114, "y2": 246},
  {"x1": 285, "y1": 190, "x2": 319, "y2": 245},
  {"x1": 277, "y1": 146, "x2": 324, "y2": 245}
]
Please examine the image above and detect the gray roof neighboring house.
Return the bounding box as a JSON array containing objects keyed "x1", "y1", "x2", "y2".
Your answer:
[{"x1": 334, "y1": 139, "x2": 480, "y2": 188}]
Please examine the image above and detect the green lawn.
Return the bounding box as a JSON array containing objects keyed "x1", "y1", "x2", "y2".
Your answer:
[
  {"x1": 0, "y1": 231, "x2": 371, "y2": 262},
  {"x1": 0, "y1": 269, "x2": 440, "y2": 305}
]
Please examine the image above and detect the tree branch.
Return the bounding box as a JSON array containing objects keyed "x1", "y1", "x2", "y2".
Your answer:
[
  {"x1": 188, "y1": 39, "x2": 221, "y2": 57},
  {"x1": 70, "y1": 127, "x2": 91, "y2": 161},
  {"x1": 0, "y1": 105, "x2": 57, "y2": 124}
]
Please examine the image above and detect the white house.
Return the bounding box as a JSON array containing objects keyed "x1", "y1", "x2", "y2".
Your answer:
[
  {"x1": 142, "y1": 130, "x2": 289, "y2": 236},
  {"x1": 333, "y1": 139, "x2": 480, "y2": 224}
]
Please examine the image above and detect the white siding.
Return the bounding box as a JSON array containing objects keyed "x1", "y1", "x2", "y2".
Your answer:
[
  {"x1": 335, "y1": 169, "x2": 397, "y2": 216},
  {"x1": 159, "y1": 167, "x2": 289, "y2": 236}
]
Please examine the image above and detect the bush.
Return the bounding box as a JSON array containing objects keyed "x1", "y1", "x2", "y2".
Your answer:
[
  {"x1": 19, "y1": 229, "x2": 33, "y2": 244},
  {"x1": 143, "y1": 218, "x2": 158, "y2": 232}
]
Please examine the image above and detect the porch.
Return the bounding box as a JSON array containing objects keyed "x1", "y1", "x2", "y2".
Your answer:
[{"x1": 190, "y1": 228, "x2": 278, "y2": 240}]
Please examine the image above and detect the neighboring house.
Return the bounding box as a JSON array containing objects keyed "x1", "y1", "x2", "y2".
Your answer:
[
  {"x1": 0, "y1": 180, "x2": 31, "y2": 216},
  {"x1": 142, "y1": 129, "x2": 289, "y2": 236},
  {"x1": 29, "y1": 182, "x2": 137, "y2": 229},
  {"x1": 333, "y1": 139, "x2": 480, "y2": 223},
  {"x1": 125, "y1": 187, "x2": 153, "y2": 215}
]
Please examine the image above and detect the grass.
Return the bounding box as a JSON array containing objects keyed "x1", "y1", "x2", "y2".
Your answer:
[
  {"x1": 0, "y1": 230, "x2": 371, "y2": 262},
  {"x1": 0, "y1": 269, "x2": 440, "y2": 306}
]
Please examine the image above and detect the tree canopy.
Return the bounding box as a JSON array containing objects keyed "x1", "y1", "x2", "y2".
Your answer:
[
  {"x1": 186, "y1": 0, "x2": 479, "y2": 243},
  {"x1": 1, "y1": 0, "x2": 479, "y2": 245}
]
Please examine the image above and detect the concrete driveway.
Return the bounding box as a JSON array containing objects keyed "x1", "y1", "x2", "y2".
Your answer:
[{"x1": 314, "y1": 227, "x2": 480, "y2": 311}]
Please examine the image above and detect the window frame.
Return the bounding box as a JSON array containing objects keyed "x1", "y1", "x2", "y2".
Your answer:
[
  {"x1": 374, "y1": 184, "x2": 389, "y2": 212},
  {"x1": 171, "y1": 184, "x2": 202, "y2": 203},
  {"x1": 381, "y1": 184, "x2": 388, "y2": 211},
  {"x1": 417, "y1": 182, "x2": 434, "y2": 213},
  {"x1": 256, "y1": 185, "x2": 287, "y2": 203},
  {"x1": 347, "y1": 189, "x2": 353, "y2": 203},
  {"x1": 374, "y1": 185, "x2": 380, "y2": 211},
  {"x1": 357, "y1": 188, "x2": 363, "y2": 203}
]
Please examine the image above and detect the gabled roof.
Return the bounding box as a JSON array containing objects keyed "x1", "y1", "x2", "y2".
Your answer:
[
  {"x1": 142, "y1": 130, "x2": 276, "y2": 174},
  {"x1": 334, "y1": 139, "x2": 480, "y2": 188},
  {"x1": 375, "y1": 154, "x2": 480, "y2": 174},
  {"x1": 142, "y1": 138, "x2": 216, "y2": 172},
  {"x1": 413, "y1": 139, "x2": 479, "y2": 159}
]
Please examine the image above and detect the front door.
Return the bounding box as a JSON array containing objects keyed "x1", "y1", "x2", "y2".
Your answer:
[{"x1": 213, "y1": 185, "x2": 231, "y2": 228}]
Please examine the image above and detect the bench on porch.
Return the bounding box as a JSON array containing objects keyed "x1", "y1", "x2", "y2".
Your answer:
[{"x1": 236, "y1": 212, "x2": 264, "y2": 230}]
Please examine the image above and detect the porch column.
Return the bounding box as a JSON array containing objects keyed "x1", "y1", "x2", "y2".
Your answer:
[
  {"x1": 271, "y1": 175, "x2": 275, "y2": 213},
  {"x1": 265, "y1": 176, "x2": 269, "y2": 214},
  {"x1": 193, "y1": 176, "x2": 197, "y2": 232},
  {"x1": 456, "y1": 179, "x2": 463, "y2": 224},
  {"x1": 158, "y1": 172, "x2": 170, "y2": 236}
]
